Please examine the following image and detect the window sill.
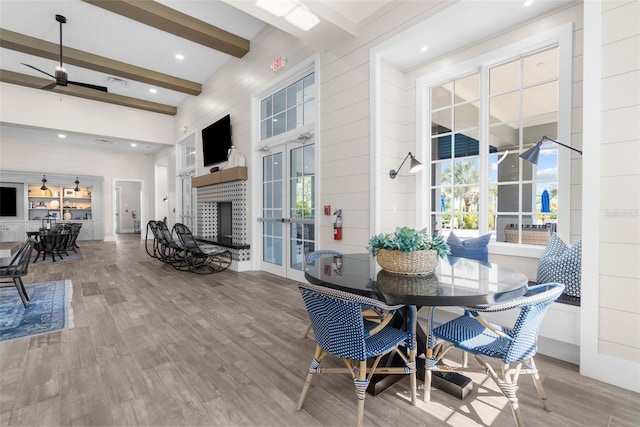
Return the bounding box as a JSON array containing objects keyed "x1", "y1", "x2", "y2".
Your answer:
[{"x1": 488, "y1": 241, "x2": 545, "y2": 259}]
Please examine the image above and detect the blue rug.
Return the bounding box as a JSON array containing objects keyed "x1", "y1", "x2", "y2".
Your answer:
[{"x1": 0, "y1": 280, "x2": 74, "y2": 342}]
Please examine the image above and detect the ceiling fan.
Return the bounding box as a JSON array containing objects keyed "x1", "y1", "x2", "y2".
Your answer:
[{"x1": 22, "y1": 14, "x2": 108, "y2": 92}]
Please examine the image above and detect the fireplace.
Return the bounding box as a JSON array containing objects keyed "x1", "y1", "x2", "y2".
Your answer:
[
  {"x1": 217, "y1": 202, "x2": 232, "y2": 239},
  {"x1": 196, "y1": 178, "x2": 250, "y2": 263}
]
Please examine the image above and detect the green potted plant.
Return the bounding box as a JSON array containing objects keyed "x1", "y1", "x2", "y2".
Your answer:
[{"x1": 367, "y1": 226, "x2": 450, "y2": 275}]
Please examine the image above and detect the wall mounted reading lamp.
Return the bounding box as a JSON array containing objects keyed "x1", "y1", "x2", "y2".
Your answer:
[
  {"x1": 389, "y1": 152, "x2": 424, "y2": 179},
  {"x1": 519, "y1": 135, "x2": 583, "y2": 165}
]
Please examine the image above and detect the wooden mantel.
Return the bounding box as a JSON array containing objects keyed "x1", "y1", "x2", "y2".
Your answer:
[{"x1": 191, "y1": 166, "x2": 248, "y2": 188}]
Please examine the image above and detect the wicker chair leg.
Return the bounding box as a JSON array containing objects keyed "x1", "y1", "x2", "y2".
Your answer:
[
  {"x1": 297, "y1": 347, "x2": 323, "y2": 411},
  {"x1": 510, "y1": 400, "x2": 524, "y2": 427},
  {"x1": 409, "y1": 348, "x2": 417, "y2": 406},
  {"x1": 296, "y1": 370, "x2": 314, "y2": 411},
  {"x1": 528, "y1": 358, "x2": 551, "y2": 411},
  {"x1": 355, "y1": 360, "x2": 368, "y2": 427},
  {"x1": 423, "y1": 368, "x2": 432, "y2": 402}
]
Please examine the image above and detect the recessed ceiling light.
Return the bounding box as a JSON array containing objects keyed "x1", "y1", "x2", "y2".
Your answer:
[
  {"x1": 130, "y1": 143, "x2": 137, "y2": 147},
  {"x1": 175, "y1": 53, "x2": 184, "y2": 60},
  {"x1": 523, "y1": 0, "x2": 533, "y2": 6},
  {"x1": 421, "y1": 46, "x2": 429, "y2": 52},
  {"x1": 149, "y1": 88, "x2": 157, "y2": 94},
  {"x1": 107, "y1": 76, "x2": 128, "y2": 86},
  {"x1": 284, "y1": 5, "x2": 319, "y2": 31},
  {"x1": 256, "y1": 0, "x2": 296, "y2": 17},
  {"x1": 58, "y1": 134, "x2": 66, "y2": 138}
]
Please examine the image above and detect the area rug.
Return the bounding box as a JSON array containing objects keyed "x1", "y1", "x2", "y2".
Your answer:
[
  {"x1": 0, "y1": 280, "x2": 74, "y2": 342},
  {"x1": 31, "y1": 248, "x2": 84, "y2": 265}
]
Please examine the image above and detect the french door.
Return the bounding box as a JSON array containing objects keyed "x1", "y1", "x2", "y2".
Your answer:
[
  {"x1": 180, "y1": 174, "x2": 195, "y2": 230},
  {"x1": 259, "y1": 140, "x2": 315, "y2": 281}
]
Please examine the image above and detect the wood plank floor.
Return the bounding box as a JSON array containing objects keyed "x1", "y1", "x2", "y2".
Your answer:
[{"x1": 1, "y1": 234, "x2": 638, "y2": 426}]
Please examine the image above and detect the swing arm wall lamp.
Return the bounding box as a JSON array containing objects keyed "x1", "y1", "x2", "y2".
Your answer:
[
  {"x1": 519, "y1": 135, "x2": 582, "y2": 165},
  {"x1": 389, "y1": 152, "x2": 424, "y2": 179}
]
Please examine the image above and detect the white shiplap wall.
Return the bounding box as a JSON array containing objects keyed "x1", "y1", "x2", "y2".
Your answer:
[
  {"x1": 0, "y1": 136, "x2": 156, "y2": 240},
  {"x1": 581, "y1": 0, "x2": 640, "y2": 393},
  {"x1": 379, "y1": 60, "x2": 417, "y2": 233},
  {"x1": 176, "y1": 2, "x2": 458, "y2": 254}
]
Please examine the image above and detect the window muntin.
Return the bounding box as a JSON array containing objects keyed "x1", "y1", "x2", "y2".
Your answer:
[
  {"x1": 429, "y1": 46, "x2": 561, "y2": 244},
  {"x1": 260, "y1": 72, "x2": 315, "y2": 141},
  {"x1": 178, "y1": 133, "x2": 196, "y2": 172}
]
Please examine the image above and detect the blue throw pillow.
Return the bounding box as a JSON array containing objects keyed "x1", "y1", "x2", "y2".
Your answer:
[
  {"x1": 446, "y1": 232, "x2": 491, "y2": 262},
  {"x1": 536, "y1": 233, "x2": 581, "y2": 297}
]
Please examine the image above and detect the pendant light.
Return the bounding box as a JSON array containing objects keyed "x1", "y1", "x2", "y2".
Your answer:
[
  {"x1": 40, "y1": 175, "x2": 48, "y2": 191},
  {"x1": 74, "y1": 177, "x2": 80, "y2": 192}
]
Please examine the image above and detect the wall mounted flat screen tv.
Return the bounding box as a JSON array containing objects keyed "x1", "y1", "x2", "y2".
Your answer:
[
  {"x1": 0, "y1": 187, "x2": 17, "y2": 217},
  {"x1": 202, "y1": 114, "x2": 232, "y2": 167}
]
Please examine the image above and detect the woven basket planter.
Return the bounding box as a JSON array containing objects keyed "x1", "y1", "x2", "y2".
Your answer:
[
  {"x1": 376, "y1": 270, "x2": 439, "y2": 295},
  {"x1": 376, "y1": 249, "x2": 439, "y2": 275}
]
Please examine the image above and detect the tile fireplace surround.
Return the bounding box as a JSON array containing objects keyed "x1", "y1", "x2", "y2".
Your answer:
[{"x1": 195, "y1": 179, "x2": 250, "y2": 263}]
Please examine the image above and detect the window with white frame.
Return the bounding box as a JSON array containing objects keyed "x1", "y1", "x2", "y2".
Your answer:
[
  {"x1": 178, "y1": 133, "x2": 196, "y2": 173},
  {"x1": 428, "y1": 44, "x2": 567, "y2": 245},
  {"x1": 260, "y1": 72, "x2": 315, "y2": 141}
]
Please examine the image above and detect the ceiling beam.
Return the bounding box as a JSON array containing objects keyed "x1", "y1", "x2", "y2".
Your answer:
[
  {"x1": 0, "y1": 70, "x2": 177, "y2": 115},
  {"x1": 82, "y1": 0, "x2": 250, "y2": 58},
  {"x1": 0, "y1": 28, "x2": 201, "y2": 96}
]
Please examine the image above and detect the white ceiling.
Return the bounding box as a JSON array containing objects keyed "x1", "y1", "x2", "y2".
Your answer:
[
  {"x1": 0, "y1": 0, "x2": 266, "y2": 106},
  {"x1": 0, "y1": 0, "x2": 574, "y2": 153}
]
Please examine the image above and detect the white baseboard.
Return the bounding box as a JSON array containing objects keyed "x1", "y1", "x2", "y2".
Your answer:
[{"x1": 231, "y1": 260, "x2": 252, "y2": 272}]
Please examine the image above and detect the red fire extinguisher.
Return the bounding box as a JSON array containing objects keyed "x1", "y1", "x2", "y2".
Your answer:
[{"x1": 333, "y1": 209, "x2": 342, "y2": 240}]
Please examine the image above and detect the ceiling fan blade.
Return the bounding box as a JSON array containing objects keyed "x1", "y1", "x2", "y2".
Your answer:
[
  {"x1": 68, "y1": 80, "x2": 108, "y2": 92},
  {"x1": 21, "y1": 63, "x2": 56, "y2": 79}
]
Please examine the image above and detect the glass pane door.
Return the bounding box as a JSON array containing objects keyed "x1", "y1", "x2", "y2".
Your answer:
[
  {"x1": 181, "y1": 176, "x2": 195, "y2": 230},
  {"x1": 259, "y1": 140, "x2": 315, "y2": 280}
]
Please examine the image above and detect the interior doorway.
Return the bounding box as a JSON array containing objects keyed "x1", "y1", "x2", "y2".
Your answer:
[{"x1": 113, "y1": 179, "x2": 143, "y2": 236}]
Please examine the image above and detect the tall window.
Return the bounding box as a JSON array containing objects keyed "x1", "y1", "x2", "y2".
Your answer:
[
  {"x1": 177, "y1": 133, "x2": 196, "y2": 230},
  {"x1": 429, "y1": 45, "x2": 564, "y2": 245},
  {"x1": 178, "y1": 133, "x2": 196, "y2": 172},
  {"x1": 260, "y1": 72, "x2": 315, "y2": 141}
]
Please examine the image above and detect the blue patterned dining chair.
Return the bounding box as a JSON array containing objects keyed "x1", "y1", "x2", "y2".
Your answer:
[
  {"x1": 426, "y1": 282, "x2": 564, "y2": 427},
  {"x1": 302, "y1": 250, "x2": 342, "y2": 338},
  {"x1": 296, "y1": 283, "x2": 417, "y2": 427}
]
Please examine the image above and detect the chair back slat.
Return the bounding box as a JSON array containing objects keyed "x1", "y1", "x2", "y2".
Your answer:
[
  {"x1": 1, "y1": 239, "x2": 36, "y2": 277},
  {"x1": 502, "y1": 283, "x2": 563, "y2": 362},
  {"x1": 172, "y1": 223, "x2": 203, "y2": 254},
  {"x1": 156, "y1": 221, "x2": 182, "y2": 250},
  {"x1": 300, "y1": 285, "x2": 368, "y2": 361},
  {"x1": 459, "y1": 283, "x2": 563, "y2": 363}
]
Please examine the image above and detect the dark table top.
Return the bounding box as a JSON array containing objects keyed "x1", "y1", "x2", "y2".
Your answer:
[
  {"x1": 304, "y1": 253, "x2": 529, "y2": 307},
  {"x1": 194, "y1": 235, "x2": 250, "y2": 250}
]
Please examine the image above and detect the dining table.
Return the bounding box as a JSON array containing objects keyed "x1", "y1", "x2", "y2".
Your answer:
[
  {"x1": 27, "y1": 229, "x2": 67, "y2": 263},
  {"x1": 304, "y1": 253, "x2": 529, "y2": 396}
]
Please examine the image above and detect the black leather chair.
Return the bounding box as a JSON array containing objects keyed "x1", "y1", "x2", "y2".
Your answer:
[{"x1": 0, "y1": 239, "x2": 36, "y2": 307}]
